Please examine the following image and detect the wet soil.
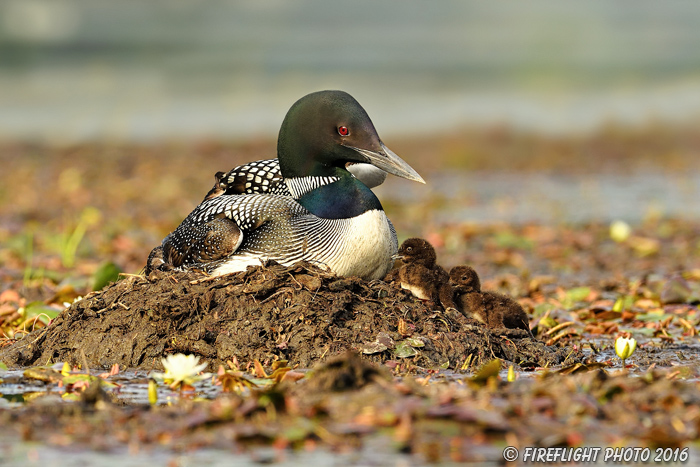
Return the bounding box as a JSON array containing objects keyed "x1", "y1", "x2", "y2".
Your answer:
[
  {"x1": 1, "y1": 134, "x2": 699, "y2": 462},
  {"x1": 2, "y1": 354, "x2": 698, "y2": 464},
  {"x1": 0, "y1": 262, "x2": 578, "y2": 371}
]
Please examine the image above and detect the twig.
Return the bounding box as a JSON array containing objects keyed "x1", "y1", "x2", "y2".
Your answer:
[
  {"x1": 544, "y1": 321, "x2": 575, "y2": 336},
  {"x1": 260, "y1": 288, "x2": 291, "y2": 304},
  {"x1": 189, "y1": 274, "x2": 220, "y2": 285},
  {"x1": 545, "y1": 328, "x2": 578, "y2": 346},
  {"x1": 287, "y1": 273, "x2": 303, "y2": 290}
]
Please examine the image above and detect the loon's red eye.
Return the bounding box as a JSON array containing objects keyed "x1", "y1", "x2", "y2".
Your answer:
[{"x1": 337, "y1": 126, "x2": 349, "y2": 136}]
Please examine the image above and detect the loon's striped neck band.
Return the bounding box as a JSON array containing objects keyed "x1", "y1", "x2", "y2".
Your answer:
[{"x1": 285, "y1": 176, "x2": 340, "y2": 199}]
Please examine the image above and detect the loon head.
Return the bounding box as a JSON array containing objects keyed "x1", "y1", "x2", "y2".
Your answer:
[{"x1": 277, "y1": 90, "x2": 425, "y2": 184}]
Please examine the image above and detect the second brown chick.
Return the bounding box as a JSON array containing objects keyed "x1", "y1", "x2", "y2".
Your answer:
[
  {"x1": 449, "y1": 265, "x2": 534, "y2": 337},
  {"x1": 448, "y1": 265, "x2": 498, "y2": 326}
]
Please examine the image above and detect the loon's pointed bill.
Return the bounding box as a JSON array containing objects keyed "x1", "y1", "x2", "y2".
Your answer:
[{"x1": 345, "y1": 142, "x2": 425, "y2": 184}]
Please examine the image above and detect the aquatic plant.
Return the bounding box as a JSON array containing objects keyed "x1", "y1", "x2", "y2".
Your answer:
[
  {"x1": 150, "y1": 354, "x2": 211, "y2": 390},
  {"x1": 614, "y1": 336, "x2": 637, "y2": 367}
]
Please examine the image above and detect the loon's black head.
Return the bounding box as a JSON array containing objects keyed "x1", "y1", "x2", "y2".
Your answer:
[{"x1": 277, "y1": 90, "x2": 424, "y2": 184}]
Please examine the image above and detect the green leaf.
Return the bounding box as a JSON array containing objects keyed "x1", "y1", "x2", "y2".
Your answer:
[
  {"x1": 538, "y1": 316, "x2": 559, "y2": 329},
  {"x1": 405, "y1": 337, "x2": 425, "y2": 348},
  {"x1": 532, "y1": 303, "x2": 555, "y2": 317},
  {"x1": 92, "y1": 261, "x2": 122, "y2": 291},
  {"x1": 394, "y1": 341, "x2": 418, "y2": 358},
  {"x1": 562, "y1": 287, "x2": 591, "y2": 309},
  {"x1": 22, "y1": 302, "x2": 60, "y2": 324},
  {"x1": 23, "y1": 366, "x2": 62, "y2": 383},
  {"x1": 282, "y1": 423, "x2": 314, "y2": 443},
  {"x1": 0, "y1": 361, "x2": 7, "y2": 371},
  {"x1": 636, "y1": 310, "x2": 672, "y2": 322},
  {"x1": 493, "y1": 232, "x2": 533, "y2": 250},
  {"x1": 472, "y1": 359, "x2": 501, "y2": 384},
  {"x1": 248, "y1": 378, "x2": 275, "y2": 387},
  {"x1": 625, "y1": 327, "x2": 656, "y2": 337},
  {"x1": 612, "y1": 295, "x2": 635, "y2": 312},
  {"x1": 62, "y1": 374, "x2": 96, "y2": 385}
]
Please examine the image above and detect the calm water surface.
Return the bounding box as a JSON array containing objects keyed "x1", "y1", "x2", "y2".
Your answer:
[{"x1": 379, "y1": 170, "x2": 700, "y2": 224}]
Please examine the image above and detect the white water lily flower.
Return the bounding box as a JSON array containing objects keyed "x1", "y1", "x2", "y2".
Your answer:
[
  {"x1": 150, "y1": 354, "x2": 211, "y2": 389},
  {"x1": 614, "y1": 336, "x2": 637, "y2": 364}
]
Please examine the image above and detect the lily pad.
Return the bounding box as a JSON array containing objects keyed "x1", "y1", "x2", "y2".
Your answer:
[
  {"x1": 636, "y1": 310, "x2": 673, "y2": 322},
  {"x1": 394, "y1": 341, "x2": 418, "y2": 358},
  {"x1": 562, "y1": 287, "x2": 591, "y2": 309},
  {"x1": 405, "y1": 337, "x2": 425, "y2": 348},
  {"x1": 63, "y1": 374, "x2": 119, "y2": 389},
  {"x1": 23, "y1": 366, "x2": 63, "y2": 383}
]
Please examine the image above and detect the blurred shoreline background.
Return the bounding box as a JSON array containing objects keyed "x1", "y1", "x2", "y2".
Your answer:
[
  {"x1": 2, "y1": 0, "x2": 700, "y2": 142},
  {"x1": 1, "y1": 0, "x2": 699, "y2": 277}
]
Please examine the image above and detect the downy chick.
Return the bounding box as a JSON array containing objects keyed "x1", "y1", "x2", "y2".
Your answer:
[
  {"x1": 386, "y1": 238, "x2": 456, "y2": 311},
  {"x1": 449, "y1": 265, "x2": 533, "y2": 337}
]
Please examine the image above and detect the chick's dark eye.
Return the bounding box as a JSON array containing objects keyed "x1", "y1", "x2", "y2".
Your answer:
[
  {"x1": 406, "y1": 247, "x2": 412, "y2": 252},
  {"x1": 337, "y1": 126, "x2": 349, "y2": 136}
]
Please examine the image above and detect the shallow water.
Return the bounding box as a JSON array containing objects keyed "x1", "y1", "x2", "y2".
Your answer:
[
  {"x1": 0, "y1": 438, "x2": 422, "y2": 467},
  {"x1": 380, "y1": 170, "x2": 700, "y2": 224},
  {"x1": 4, "y1": 338, "x2": 699, "y2": 408},
  {"x1": 3, "y1": 338, "x2": 699, "y2": 465},
  {"x1": 0, "y1": 369, "x2": 217, "y2": 407}
]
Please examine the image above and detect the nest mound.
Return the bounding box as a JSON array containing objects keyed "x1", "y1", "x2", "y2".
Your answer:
[{"x1": 0, "y1": 263, "x2": 580, "y2": 370}]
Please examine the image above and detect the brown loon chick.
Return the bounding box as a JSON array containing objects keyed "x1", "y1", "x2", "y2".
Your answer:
[
  {"x1": 449, "y1": 265, "x2": 534, "y2": 337},
  {"x1": 386, "y1": 238, "x2": 456, "y2": 311},
  {"x1": 448, "y1": 265, "x2": 499, "y2": 326},
  {"x1": 203, "y1": 171, "x2": 230, "y2": 201}
]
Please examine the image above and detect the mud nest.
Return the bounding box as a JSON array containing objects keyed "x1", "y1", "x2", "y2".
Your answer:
[{"x1": 0, "y1": 262, "x2": 580, "y2": 370}]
